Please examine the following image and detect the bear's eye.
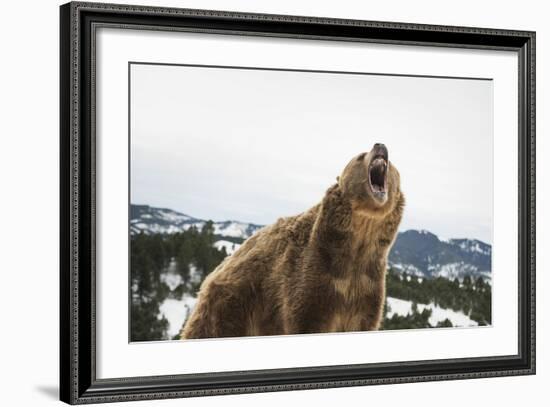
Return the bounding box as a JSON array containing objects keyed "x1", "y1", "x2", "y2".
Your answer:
[{"x1": 356, "y1": 153, "x2": 366, "y2": 162}]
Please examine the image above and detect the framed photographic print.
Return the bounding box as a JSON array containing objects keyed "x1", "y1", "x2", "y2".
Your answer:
[{"x1": 60, "y1": 1, "x2": 536, "y2": 404}]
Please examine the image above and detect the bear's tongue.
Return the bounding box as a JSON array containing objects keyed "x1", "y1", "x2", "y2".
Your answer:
[{"x1": 369, "y1": 158, "x2": 387, "y2": 193}]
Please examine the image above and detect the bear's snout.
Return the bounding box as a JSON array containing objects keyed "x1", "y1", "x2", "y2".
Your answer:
[{"x1": 371, "y1": 143, "x2": 388, "y2": 161}]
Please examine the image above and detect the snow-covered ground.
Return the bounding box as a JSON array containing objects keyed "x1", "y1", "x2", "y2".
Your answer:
[
  {"x1": 158, "y1": 261, "x2": 201, "y2": 337},
  {"x1": 159, "y1": 295, "x2": 198, "y2": 338},
  {"x1": 386, "y1": 297, "x2": 478, "y2": 327}
]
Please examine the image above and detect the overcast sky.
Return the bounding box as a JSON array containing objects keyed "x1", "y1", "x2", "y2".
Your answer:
[{"x1": 130, "y1": 63, "x2": 493, "y2": 243}]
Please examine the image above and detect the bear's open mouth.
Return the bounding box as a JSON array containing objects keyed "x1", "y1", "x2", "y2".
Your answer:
[{"x1": 369, "y1": 156, "x2": 388, "y2": 197}]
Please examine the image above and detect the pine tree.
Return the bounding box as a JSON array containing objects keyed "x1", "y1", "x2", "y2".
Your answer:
[{"x1": 130, "y1": 233, "x2": 169, "y2": 341}]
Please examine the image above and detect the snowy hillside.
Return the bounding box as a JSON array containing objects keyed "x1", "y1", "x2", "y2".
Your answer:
[
  {"x1": 389, "y1": 230, "x2": 491, "y2": 281},
  {"x1": 131, "y1": 204, "x2": 263, "y2": 239}
]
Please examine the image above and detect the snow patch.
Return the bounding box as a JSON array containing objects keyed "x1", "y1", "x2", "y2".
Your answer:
[
  {"x1": 433, "y1": 262, "x2": 479, "y2": 280},
  {"x1": 451, "y1": 239, "x2": 491, "y2": 256},
  {"x1": 213, "y1": 240, "x2": 242, "y2": 256},
  {"x1": 159, "y1": 295, "x2": 198, "y2": 338},
  {"x1": 214, "y1": 222, "x2": 251, "y2": 238},
  {"x1": 386, "y1": 297, "x2": 478, "y2": 327},
  {"x1": 160, "y1": 272, "x2": 183, "y2": 291},
  {"x1": 390, "y1": 262, "x2": 425, "y2": 277},
  {"x1": 155, "y1": 209, "x2": 193, "y2": 223}
]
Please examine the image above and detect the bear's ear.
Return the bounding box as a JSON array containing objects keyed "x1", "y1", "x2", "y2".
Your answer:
[
  {"x1": 336, "y1": 176, "x2": 340, "y2": 182},
  {"x1": 356, "y1": 152, "x2": 367, "y2": 162}
]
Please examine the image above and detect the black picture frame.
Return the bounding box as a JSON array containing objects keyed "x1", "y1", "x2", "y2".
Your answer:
[{"x1": 60, "y1": 1, "x2": 536, "y2": 404}]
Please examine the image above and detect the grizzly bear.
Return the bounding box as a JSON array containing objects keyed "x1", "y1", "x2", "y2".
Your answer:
[{"x1": 180, "y1": 143, "x2": 404, "y2": 339}]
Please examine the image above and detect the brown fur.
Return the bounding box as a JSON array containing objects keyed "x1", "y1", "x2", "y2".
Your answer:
[{"x1": 180, "y1": 148, "x2": 405, "y2": 339}]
